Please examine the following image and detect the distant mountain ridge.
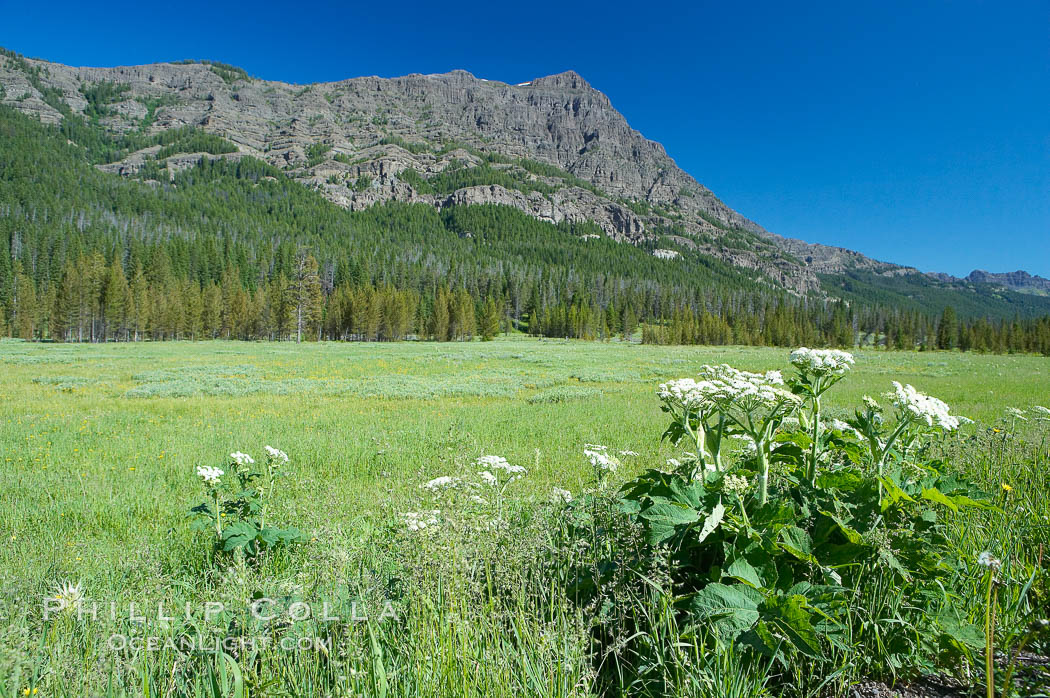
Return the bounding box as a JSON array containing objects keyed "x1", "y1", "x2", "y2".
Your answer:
[
  {"x1": 964, "y1": 270, "x2": 1050, "y2": 296},
  {"x1": 0, "y1": 48, "x2": 1045, "y2": 316}
]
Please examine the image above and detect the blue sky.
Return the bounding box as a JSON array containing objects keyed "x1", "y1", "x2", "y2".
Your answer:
[{"x1": 2, "y1": 0, "x2": 1047, "y2": 277}]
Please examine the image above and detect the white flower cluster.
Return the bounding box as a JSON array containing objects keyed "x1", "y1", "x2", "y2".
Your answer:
[
  {"x1": 196, "y1": 465, "x2": 224, "y2": 485},
  {"x1": 790, "y1": 347, "x2": 855, "y2": 376},
  {"x1": 1033, "y1": 406, "x2": 1050, "y2": 422},
  {"x1": 230, "y1": 451, "x2": 255, "y2": 467},
  {"x1": 475, "y1": 455, "x2": 526, "y2": 487},
  {"x1": 422, "y1": 476, "x2": 460, "y2": 492},
  {"x1": 656, "y1": 378, "x2": 710, "y2": 411},
  {"x1": 698, "y1": 364, "x2": 798, "y2": 410},
  {"x1": 264, "y1": 445, "x2": 289, "y2": 463},
  {"x1": 723, "y1": 474, "x2": 750, "y2": 494},
  {"x1": 889, "y1": 382, "x2": 961, "y2": 431},
  {"x1": 475, "y1": 455, "x2": 526, "y2": 476},
  {"x1": 551, "y1": 487, "x2": 573, "y2": 503},
  {"x1": 658, "y1": 364, "x2": 798, "y2": 414},
  {"x1": 1005, "y1": 407, "x2": 1028, "y2": 422},
  {"x1": 403, "y1": 510, "x2": 440, "y2": 532},
  {"x1": 584, "y1": 444, "x2": 619, "y2": 471},
  {"x1": 863, "y1": 395, "x2": 882, "y2": 412},
  {"x1": 826, "y1": 418, "x2": 861, "y2": 438}
]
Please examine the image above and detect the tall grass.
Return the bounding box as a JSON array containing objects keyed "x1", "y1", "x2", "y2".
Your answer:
[{"x1": 1, "y1": 338, "x2": 1048, "y2": 695}]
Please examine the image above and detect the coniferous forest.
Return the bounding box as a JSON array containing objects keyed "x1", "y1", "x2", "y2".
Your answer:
[{"x1": 2, "y1": 103, "x2": 1049, "y2": 354}]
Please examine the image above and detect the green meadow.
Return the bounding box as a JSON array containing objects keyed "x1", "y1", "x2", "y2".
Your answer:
[{"x1": 1, "y1": 338, "x2": 1048, "y2": 697}]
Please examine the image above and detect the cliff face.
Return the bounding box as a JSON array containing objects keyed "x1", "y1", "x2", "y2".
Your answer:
[
  {"x1": 965, "y1": 270, "x2": 1050, "y2": 295},
  {"x1": 0, "y1": 53, "x2": 906, "y2": 293}
]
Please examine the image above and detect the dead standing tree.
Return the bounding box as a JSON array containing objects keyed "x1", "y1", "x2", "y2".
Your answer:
[{"x1": 292, "y1": 250, "x2": 322, "y2": 343}]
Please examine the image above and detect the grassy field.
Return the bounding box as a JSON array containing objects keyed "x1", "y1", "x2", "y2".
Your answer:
[{"x1": 1, "y1": 338, "x2": 1048, "y2": 697}]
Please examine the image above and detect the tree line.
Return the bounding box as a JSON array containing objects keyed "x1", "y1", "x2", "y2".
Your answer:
[
  {"x1": 639, "y1": 299, "x2": 1050, "y2": 355},
  {"x1": 1, "y1": 101, "x2": 1048, "y2": 354}
]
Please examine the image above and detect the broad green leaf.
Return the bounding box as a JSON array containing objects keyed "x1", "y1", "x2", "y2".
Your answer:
[
  {"x1": 777, "y1": 526, "x2": 816, "y2": 563},
  {"x1": 641, "y1": 498, "x2": 700, "y2": 544},
  {"x1": 816, "y1": 470, "x2": 864, "y2": 492},
  {"x1": 878, "y1": 476, "x2": 915, "y2": 509},
  {"x1": 817, "y1": 542, "x2": 869, "y2": 567},
  {"x1": 934, "y1": 606, "x2": 984, "y2": 650},
  {"x1": 669, "y1": 477, "x2": 707, "y2": 510},
  {"x1": 686, "y1": 583, "x2": 763, "y2": 639},
  {"x1": 724, "y1": 558, "x2": 764, "y2": 588},
  {"x1": 950, "y1": 494, "x2": 997, "y2": 510},
  {"x1": 695, "y1": 501, "x2": 725, "y2": 545},
  {"x1": 220, "y1": 521, "x2": 257, "y2": 552},
  {"x1": 920, "y1": 487, "x2": 958, "y2": 512},
  {"x1": 760, "y1": 594, "x2": 823, "y2": 659},
  {"x1": 825, "y1": 513, "x2": 864, "y2": 544},
  {"x1": 258, "y1": 527, "x2": 281, "y2": 546}
]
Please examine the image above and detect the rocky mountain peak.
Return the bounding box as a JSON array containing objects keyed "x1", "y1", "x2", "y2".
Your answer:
[
  {"x1": 529, "y1": 70, "x2": 592, "y2": 90},
  {"x1": 0, "y1": 48, "x2": 956, "y2": 294},
  {"x1": 966, "y1": 269, "x2": 1050, "y2": 295}
]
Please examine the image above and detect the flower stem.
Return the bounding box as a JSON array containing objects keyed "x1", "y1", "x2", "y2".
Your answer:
[
  {"x1": 808, "y1": 392, "x2": 822, "y2": 486},
  {"x1": 736, "y1": 493, "x2": 751, "y2": 528},
  {"x1": 214, "y1": 491, "x2": 222, "y2": 538},
  {"x1": 757, "y1": 446, "x2": 770, "y2": 505},
  {"x1": 985, "y1": 572, "x2": 997, "y2": 698}
]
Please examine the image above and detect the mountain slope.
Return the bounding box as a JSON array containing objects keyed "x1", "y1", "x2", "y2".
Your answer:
[
  {"x1": 0, "y1": 51, "x2": 862, "y2": 292},
  {"x1": 1, "y1": 47, "x2": 1048, "y2": 324}
]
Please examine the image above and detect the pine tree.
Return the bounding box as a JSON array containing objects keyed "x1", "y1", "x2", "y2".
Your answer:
[
  {"x1": 429, "y1": 287, "x2": 450, "y2": 340},
  {"x1": 480, "y1": 296, "x2": 501, "y2": 341},
  {"x1": 13, "y1": 271, "x2": 37, "y2": 340},
  {"x1": 102, "y1": 258, "x2": 128, "y2": 341},
  {"x1": 936, "y1": 306, "x2": 957, "y2": 350}
]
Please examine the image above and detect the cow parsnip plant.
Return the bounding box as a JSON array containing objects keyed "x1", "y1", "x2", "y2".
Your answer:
[
  {"x1": 190, "y1": 446, "x2": 304, "y2": 559},
  {"x1": 559, "y1": 348, "x2": 1045, "y2": 692}
]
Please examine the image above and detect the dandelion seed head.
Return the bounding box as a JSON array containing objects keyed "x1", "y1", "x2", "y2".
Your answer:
[
  {"x1": 49, "y1": 580, "x2": 83, "y2": 612},
  {"x1": 977, "y1": 551, "x2": 1001, "y2": 570}
]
